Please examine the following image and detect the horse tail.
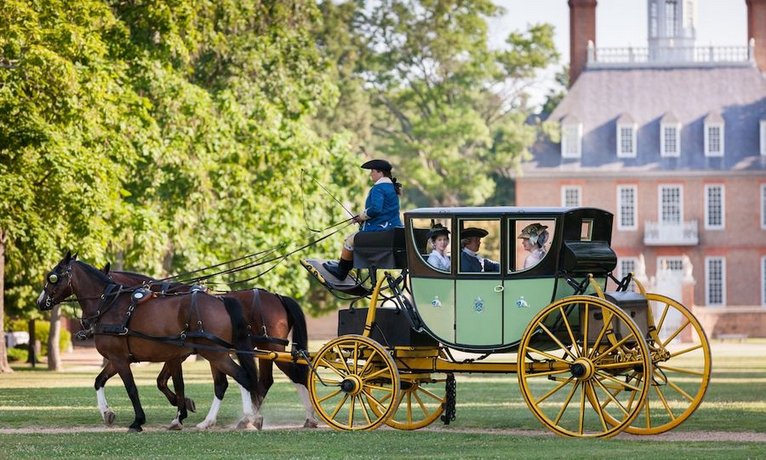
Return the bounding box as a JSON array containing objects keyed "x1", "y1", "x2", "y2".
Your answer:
[
  {"x1": 279, "y1": 295, "x2": 309, "y2": 386},
  {"x1": 223, "y1": 296, "x2": 259, "y2": 391}
]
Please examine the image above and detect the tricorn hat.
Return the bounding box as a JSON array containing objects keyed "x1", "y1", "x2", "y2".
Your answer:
[
  {"x1": 427, "y1": 223, "x2": 450, "y2": 240},
  {"x1": 360, "y1": 159, "x2": 392, "y2": 172},
  {"x1": 460, "y1": 227, "x2": 488, "y2": 239}
]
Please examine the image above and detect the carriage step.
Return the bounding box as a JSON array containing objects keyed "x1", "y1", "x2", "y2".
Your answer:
[{"x1": 300, "y1": 259, "x2": 370, "y2": 296}]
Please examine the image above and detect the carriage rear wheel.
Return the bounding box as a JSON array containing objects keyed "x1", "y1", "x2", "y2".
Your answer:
[
  {"x1": 598, "y1": 293, "x2": 712, "y2": 435},
  {"x1": 517, "y1": 296, "x2": 651, "y2": 438},
  {"x1": 308, "y1": 335, "x2": 400, "y2": 431},
  {"x1": 370, "y1": 376, "x2": 447, "y2": 430}
]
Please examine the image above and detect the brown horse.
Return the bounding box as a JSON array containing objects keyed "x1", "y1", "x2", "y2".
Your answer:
[
  {"x1": 103, "y1": 268, "x2": 317, "y2": 429},
  {"x1": 36, "y1": 252, "x2": 261, "y2": 432}
]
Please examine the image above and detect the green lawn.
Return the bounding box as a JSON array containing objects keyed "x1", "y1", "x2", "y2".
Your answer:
[{"x1": 0, "y1": 340, "x2": 764, "y2": 459}]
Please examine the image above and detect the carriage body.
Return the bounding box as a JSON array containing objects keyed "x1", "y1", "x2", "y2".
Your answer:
[{"x1": 402, "y1": 206, "x2": 618, "y2": 351}]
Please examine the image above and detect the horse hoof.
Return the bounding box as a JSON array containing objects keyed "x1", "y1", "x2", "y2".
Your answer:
[
  {"x1": 128, "y1": 426, "x2": 143, "y2": 433},
  {"x1": 303, "y1": 419, "x2": 319, "y2": 429},
  {"x1": 196, "y1": 420, "x2": 215, "y2": 430},
  {"x1": 185, "y1": 397, "x2": 196, "y2": 413},
  {"x1": 168, "y1": 422, "x2": 183, "y2": 431},
  {"x1": 103, "y1": 410, "x2": 116, "y2": 426},
  {"x1": 254, "y1": 418, "x2": 263, "y2": 431}
]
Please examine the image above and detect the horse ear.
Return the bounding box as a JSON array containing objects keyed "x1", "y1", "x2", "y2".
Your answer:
[
  {"x1": 102, "y1": 262, "x2": 111, "y2": 274},
  {"x1": 64, "y1": 250, "x2": 72, "y2": 262},
  {"x1": 72, "y1": 252, "x2": 78, "y2": 261}
]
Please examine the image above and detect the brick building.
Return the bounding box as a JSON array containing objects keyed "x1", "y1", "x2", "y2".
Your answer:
[{"x1": 517, "y1": 0, "x2": 766, "y2": 337}]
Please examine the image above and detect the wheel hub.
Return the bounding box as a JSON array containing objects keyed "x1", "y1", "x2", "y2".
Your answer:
[
  {"x1": 570, "y1": 358, "x2": 596, "y2": 380},
  {"x1": 340, "y1": 375, "x2": 363, "y2": 396}
]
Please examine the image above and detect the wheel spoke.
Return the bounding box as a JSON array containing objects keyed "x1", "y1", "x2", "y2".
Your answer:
[
  {"x1": 363, "y1": 367, "x2": 392, "y2": 381},
  {"x1": 534, "y1": 376, "x2": 575, "y2": 404},
  {"x1": 558, "y1": 306, "x2": 581, "y2": 358},
  {"x1": 664, "y1": 378, "x2": 695, "y2": 402},
  {"x1": 554, "y1": 380, "x2": 580, "y2": 425},
  {"x1": 668, "y1": 343, "x2": 703, "y2": 359},
  {"x1": 593, "y1": 377, "x2": 630, "y2": 417},
  {"x1": 538, "y1": 323, "x2": 578, "y2": 361},
  {"x1": 318, "y1": 357, "x2": 347, "y2": 379},
  {"x1": 653, "y1": 384, "x2": 676, "y2": 420},
  {"x1": 316, "y1": 388, "x2": 343, "y2": 404},
  {"x1": 587, "y1": 310, "x2": 615, "y2": 359},
  {"x1": 352, "y1": 342, "x2": 361, "y2": 374},
  {"x1": 359, "y1": 394, "x2": 373, "y2": 425},
  {"x1": 592, "y1": 333, "x2": 638, "y2": 363},
  {"x1": 582, "y1": 303, "x2": 590, "y2": 359},
  {"x1": 347, "y1": 394, "x2": 355, "y2": 427},
  {"x1": 657, "y1": 364, "x2": 706, "y2": 377},
  {"x1": 334, "y1": 345, "x2": 352, "y2": 375},
  {"x1": 526, "y1": 346, "x2": 573, "y2": 364},
  {"x1": 587, "y1": 381, "x2": 609, "y2": 432},
  {"x1": 329, "y1": 393, "x2": 349, "y2": 420},
  {"x1": 578, "y1": 380, "x2": 586, "y2": 435},
  {"x1": 594, "y1": 370, "x2": 645, "y2": 393},
  {"x1": 524, "y1": 368, "x2": 573, "y2": 378},
  {"x1": 661, "y1": 319, "x2": 691, "y2": 347}
]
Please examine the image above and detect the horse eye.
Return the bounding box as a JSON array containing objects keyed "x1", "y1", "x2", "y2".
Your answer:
[{"x1": 48, "y1": 274, "x2": 59, "y2": 284}]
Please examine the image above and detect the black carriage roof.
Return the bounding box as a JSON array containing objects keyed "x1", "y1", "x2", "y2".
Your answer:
[{"x1": 404, "y1": 206, "x2": 610, "y2": 217}]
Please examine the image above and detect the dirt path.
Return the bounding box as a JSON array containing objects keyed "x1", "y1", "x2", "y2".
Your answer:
[{"x1": 2, "y1": 425, "x2": 765, "y2": 442}]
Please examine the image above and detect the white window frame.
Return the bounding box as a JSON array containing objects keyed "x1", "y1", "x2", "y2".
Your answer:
[
  {"x1": 617, "y1": 123, "x2": 637, "y2": 158},
  {"x1": 561, "y1": 123, "x2": 583, "y2": 159},
  {"x1": 618, "y1": 257, "x2": 639, "y2": 290},
  {"x1": 617, "y1": 185, "x2": 638, "y2": 231},
  {"x1": 762, "y1": 256, "x2": 766, "y2": 307},
  {"x1": 561, "y1": 186, "x2": 582, "y2": 208},
  {"x1": 660, "y1": 123, "x2": 680, "y2": 157},
  {"x1": 762, "y1": 184, "x2": 766, "y2": 230},
  {"x1": 704, "y1": 122, "x2": 724, "y2": 157},
  {"x1": 657, "y1": 256, "x2": 685, "y2": 274},
  {"x1": 704, "y1": 184, "x2": 725, "y2": 230},
  {"x1": 705, "y1": 256, "x2": 726, "y2": 306},
  {"x1": 659, "y1": 184, "x2": 683, "y2": 224},
  {"x1": 760, "y1": 120, "x2": 766, "y2": 156}
]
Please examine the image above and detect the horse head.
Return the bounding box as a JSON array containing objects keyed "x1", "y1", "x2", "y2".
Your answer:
[{"x1": 36, "y1": 250, "x2": 78, "y2": 311}]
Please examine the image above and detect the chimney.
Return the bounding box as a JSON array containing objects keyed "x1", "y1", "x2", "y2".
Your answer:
[
  {"x1": 748, "y1": 0, "x2": 766, "y2": 71},
  {"x1": 569, "y1": 0, "x2": 597, "y2": 86}
]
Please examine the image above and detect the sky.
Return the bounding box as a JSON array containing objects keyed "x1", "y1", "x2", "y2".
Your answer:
[{"x1": 487, "y1": 0, "x2": 748, "y2": 105}]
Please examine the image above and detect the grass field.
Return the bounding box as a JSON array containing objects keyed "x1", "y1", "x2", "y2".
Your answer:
[{"x1": 1, "y1": 340, "x2": 764, "y2": 459}]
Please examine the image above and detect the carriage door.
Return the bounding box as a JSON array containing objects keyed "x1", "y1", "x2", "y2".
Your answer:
[{"x1": 455, "y1": 218, "x2": 503, "y2": 346}]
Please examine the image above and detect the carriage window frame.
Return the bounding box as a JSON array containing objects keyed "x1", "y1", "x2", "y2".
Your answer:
[
  {"x1": 508, "y1": 218, "x2": 557, "y2": 273},
  {"x1": 409, "y1": 217, "x2": 453, "y2": 275},
  {"x1": 457, "y1": 218, "x2": 501, "y2": 275}
]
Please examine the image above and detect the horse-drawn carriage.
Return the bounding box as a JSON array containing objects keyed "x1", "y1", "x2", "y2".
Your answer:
[
  {"x1": 37, "y1": 206, "x2": 711, "y2": 438},
  {"x1": 301, "y1": 206, "x2": 711, "y2": 437}
]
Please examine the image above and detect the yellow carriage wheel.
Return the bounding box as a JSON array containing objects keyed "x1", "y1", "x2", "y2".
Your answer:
[
  {"x1": 517, "y1": 296, "x2": 651, "y2": 438},
  {"x1": 596, "y1": 293, "x2": 712, "y2": 435},
  {"x1": 308, "y1": 335, "x2": 400, "y2": 431},
  {"x1": 370, "y1": 377, "x2": 446, "y2": 430}
]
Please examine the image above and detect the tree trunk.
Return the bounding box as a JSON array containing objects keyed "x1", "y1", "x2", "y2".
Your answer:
[
  {"x1": 27, "y1": 319, "x2": 37, "y2": 367},
  {"x1": 0, "y1": 229, "x2": 12, "y2": 373},
  {"x1": 48, "y1": 304, "x2": 62, "y2": 371}
]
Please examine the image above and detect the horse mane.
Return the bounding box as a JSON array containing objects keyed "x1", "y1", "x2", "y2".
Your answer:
[
  {"x1": 117, "y1": 270, "x2": 156, "y2": 282},
  {"x1": 75, "y1": 260, "x2": 114, "y2": 284}
]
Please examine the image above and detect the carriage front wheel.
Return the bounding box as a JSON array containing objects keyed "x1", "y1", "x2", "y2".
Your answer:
[
  {"x1": 308, "y1": 335, "x2": 401, "y2": 431},
  {"x1": 369, "y1": 376, "x2": 447, "y2": 430},
  {"x1": 517, "y1": 296, "x2": 652, "y2": 438}
]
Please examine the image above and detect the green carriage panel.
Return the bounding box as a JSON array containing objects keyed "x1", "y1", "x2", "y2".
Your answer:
[
  {"x1": 411, "y1": 277, "x2": 455, "y2": 342},
  {"x1": 455, "y1": 279, "x2": 503, "y2": 345},
  {"x1": 502, "y1": 277, "x2": 556, "y2": 343}
]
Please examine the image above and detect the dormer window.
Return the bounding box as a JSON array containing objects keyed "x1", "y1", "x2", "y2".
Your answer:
[
  {"x1": 760, "y1": 119, "x2": 766, "y2": 156},
  {"x1": 616, "y1": 114, "x2": 637, "y2": 158},
  {"x1": 561, "y1": 115, "x2": 582, "y2": 159},
  {"x1": 660, "y1": 112, "x2": 681, "y2": 157},
  {"x1": 704, "y1": 112, "x2": 724, "y2": 157}
]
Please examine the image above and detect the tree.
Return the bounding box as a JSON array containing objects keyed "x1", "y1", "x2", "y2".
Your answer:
[{"x1": 314, "y1": 0, "x2": 559, "y2": 207}]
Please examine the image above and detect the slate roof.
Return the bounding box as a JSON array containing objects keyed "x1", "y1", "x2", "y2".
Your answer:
[{"x1": 526, "y1": 65, "x2": 766, "y2": 174}]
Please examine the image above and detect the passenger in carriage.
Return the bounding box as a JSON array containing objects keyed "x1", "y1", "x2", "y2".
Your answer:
[
  {"x1": 323, "y1": 159, "x2": 403, "y2": 280},
  {"x1": 459, "y1": 227, "x2": 500, "y2": 273},
  {"x1": 426, "y1": 224, "x2": 451, "y2": 271},
  {"x1": 518, "y1": 223, "x2": 549, "y2": 269}
]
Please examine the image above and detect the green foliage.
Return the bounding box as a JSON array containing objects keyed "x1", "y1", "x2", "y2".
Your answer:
[
  {"x1": 5, "y1": 347, "x2": 26, "y2": 362},
  {"x1": 4, "y1": 319, "x2": 70, "y2": 355},
  {"x1": 313, "y1": 1, "x2": 560, "y2": 207}
]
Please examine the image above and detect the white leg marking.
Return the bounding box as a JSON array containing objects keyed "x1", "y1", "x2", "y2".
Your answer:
[
  {"x1": 196, "y1": 397, "x2": 222, "y2": 430},
  {"x1": 294, "y1": 383, "x2": 319, "y2": 427},
  {"x1": 96, "y1": 388, "x2": 109, "y2": 417}
]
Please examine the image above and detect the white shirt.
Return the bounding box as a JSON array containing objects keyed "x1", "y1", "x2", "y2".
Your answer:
[
  {"x1": 427, "y1": 251, "x2": 451, "y2": 271},
  {"x1": 523, "y1": 248, "x2": 546, "y2": 269}
]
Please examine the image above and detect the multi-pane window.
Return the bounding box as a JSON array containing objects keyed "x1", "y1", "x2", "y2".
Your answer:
[
  {"x1": 760, "y1": 120, "x2": 766, "y2": 156},
  {"x1": 618, "y1": 258, "x2": 638, "y2": 290},
  {"x1": 665, "y1": 0, "x2": 678, "y2": 37},
  {"x1": 562, "y1": 123, "x2": 582, "y2": 158},
  {"x1": 762, "y1": 184, "x2": 766, "y2": 229},
  {"x1": 704, "y1": 185, "x2": 724, "y2": 229},
  {"x1": 660, "y1": 185, "x2": 682, "y2": 224},
  {"x1": 562, "y1": 186, "x2": 581, "y2": 207},
  {"x1": 617, "y1": 125, "x2": 636, "y2": 157},
  {"x1": 617, "y1": 185, "x2": 637, "y2": 230},
  {"x1": 658, "y1": 257, "x2": 684, "y2": 273},
  {"x1": 705, "y1": 257, "x2": 725, "y2": 306},
  {"x1": 650, "y1": 2, "x2": 658, "y2": 37},
  {"x1": 762, "y1": 256, "x2": 766, "y2": 307},
  {"x1": 705, "y1": 125, "x2": 724, "y2": 156},
  {"x1": 661, "y1": 125, "x2": 679, "y2": 156}
]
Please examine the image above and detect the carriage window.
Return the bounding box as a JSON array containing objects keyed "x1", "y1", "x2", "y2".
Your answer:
[
  {"x1": 581, "y1": 219, "x2": 593, "y2": 241},
  {"x1": 411, "y1": 217, "x2": 452, "y2": 273},
  {"x1": 511, "y1": 219, "x2": 555, "y2": 271},
  {"x1": 458, "y1": 219, "x2": 500, "y2": 274}
]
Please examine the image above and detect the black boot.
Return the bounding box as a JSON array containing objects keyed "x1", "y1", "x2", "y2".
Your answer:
[{"x1": 323, "y1": 258, "x2": 353, "y2": 280}]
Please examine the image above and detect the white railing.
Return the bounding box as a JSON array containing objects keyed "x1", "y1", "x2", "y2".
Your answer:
[
  {"x1": 644, "y1": 220, "x2": 699, "y2": 246},
  {"x1": 587, "y1": 39, "x2": 754, "y2": 68}
]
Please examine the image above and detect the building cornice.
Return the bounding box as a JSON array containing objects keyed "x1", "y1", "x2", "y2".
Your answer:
[{"x1": 519, "y1": 168, "x2": 766, "y2": 180}]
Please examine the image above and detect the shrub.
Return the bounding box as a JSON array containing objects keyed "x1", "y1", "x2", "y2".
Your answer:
[
  {"x1": 5, "y1": 319, "x2": 72, "y2": 356},
  {"x1": 6, "y1": 347, "x2": 28, "y2": 362}
]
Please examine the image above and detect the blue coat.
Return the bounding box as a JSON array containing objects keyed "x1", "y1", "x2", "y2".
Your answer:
[
  {"x1": 361, "y1": 181, "x2": 402, "y2": 232},
  {"x1": 460, "y1": 250, "x2": 500, "y2": 273}
]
